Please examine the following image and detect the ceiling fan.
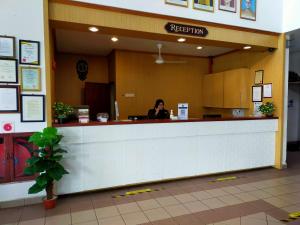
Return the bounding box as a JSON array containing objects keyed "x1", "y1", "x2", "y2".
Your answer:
[{"x1": 154, "y1": 43, "x2": 186, "y2": 64}]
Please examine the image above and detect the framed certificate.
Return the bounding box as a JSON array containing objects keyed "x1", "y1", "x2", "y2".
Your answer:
[
  {"x1": 255, "y1": 70, "x2": 264, "y2": 84},
  {"x1": 0, "y1": 36, "x2": 16, "y2": 58},
  {"x1": 193, "y1": 0, "x2": 214, "y2": 12},
  {"x1": 0, "y1": 85, "x2": 20, "y2": 113},
  {"x1": 20, "y1": 67, "x2": 41, "y2": 91},
  {"x1": 165, "y1": 0, "x2": 188, "y2": 7},
  {"x1": 263, "y1": 83, "x2": 272, "y2": 98},
  {"x1": 21, "y1": 95, "x2": 45, "y2": 122},
  {"x1": 0, "y1": 58, "x2": 18, "y2": 83},
  {"x1": 19, "y1": 40, "x2": 40, "y2": 65},
  {"x1": 252, "y1": 86, "x2": 262, "y2": 102}
]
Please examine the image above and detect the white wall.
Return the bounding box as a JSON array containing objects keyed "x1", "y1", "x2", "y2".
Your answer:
[
  {"x1": 0, "y1": 0, "x2": 47, "y2": 203},
  {"x1": 283, "y1": 0, "x2": 300, "y2": 32},
  {"x1": 0, "y1": 0, "x2": 47, "y2": 133},
  {"x1": 74, "y1": 0, "x2": 284, "y2": 33}
]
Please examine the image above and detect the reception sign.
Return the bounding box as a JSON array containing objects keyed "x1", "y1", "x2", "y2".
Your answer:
[{"x1": 165, "y1": 23, "x2": 208, "y2": 37}]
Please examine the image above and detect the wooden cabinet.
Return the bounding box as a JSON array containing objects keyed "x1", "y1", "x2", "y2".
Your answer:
[
  {"x1": 0, "y1": 133, "x2": 35, "y2": 184},
  {"x1": 224, "y1": 68, "x2": 250, "y2": 109},
  {"x1": 203, "y1": 68, "x2": 250, "y2": 109},
  {"x1": 203, "y1": 72, "x2": 224, "y2": 108}
]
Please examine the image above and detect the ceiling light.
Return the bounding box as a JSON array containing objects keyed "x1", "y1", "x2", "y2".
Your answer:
[
  {"x1": 111, "y1": 37, "x2": 119, "y2": 42},
  {"x1": 88, "y1": 27, "x2": 99, "y2": 32},
  {"x1": 196, "y1": 46, "x2": 203, "y2": 50},
  {"x1": 177, "y1": 38, "x2": 186, "y2": 43},
  {"x1": 243, "y1": 46, "x2": 252, "y2": 50}
]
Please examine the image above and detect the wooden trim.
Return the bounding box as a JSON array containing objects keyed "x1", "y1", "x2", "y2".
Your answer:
[
  {"x1": 50, "y1": 0, "x2": 279, "y2": 36},
  {"x1": 53, "y1": 117, "x2": 279, "y2": 128},
  {"x1": 44, "y1": 0, "x2": 53, "y2": 127}
]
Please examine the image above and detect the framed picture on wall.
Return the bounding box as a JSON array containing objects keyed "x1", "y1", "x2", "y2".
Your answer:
[
  {"x1": 21, "y1": 95, "x2": 45, "y2": 122},
  {"x1": 0, "y1": 36, "x2": 16, "y2": 58},
  {"x1": 252, "y1": 85, "x2": 262, "y2": 102},
  {"x1": 0, "y1": 85, "x2": 20, "y2": 113},
  {"x1": 194, "y1": 0, "x2": 214, "y2": 12},
  {"x1": 19, "y1": 40, "x2": 40, "y2": 65},
  {"x1": 263, "y1": 83, "x2": 272, "y2": 98},
  {"x1": 165, "y1": 0, "x2": 188, "y2": 7},
  {"x1": 219, "y1": 0, "x2": 237, "y2": 13},
  {"x1": 20, "y1": 67, "x2": 41, "y2": 91},
  {"x1": 255, "y1": 70, "x2": 264, "y2": 84},
  {"x1": 240, "y1": 0, "x2": 257, "y2": 21},
  {"x1": 0, "y1": 58, "x2": 18, "y2": 83}
]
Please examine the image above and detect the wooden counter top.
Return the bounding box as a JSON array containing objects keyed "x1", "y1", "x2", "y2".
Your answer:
[{"x1": 53, "y1": 116, "x2": 278, "y2": 127}]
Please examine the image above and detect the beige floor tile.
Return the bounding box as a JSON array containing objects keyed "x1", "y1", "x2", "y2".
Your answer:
[
  {"x1": 234, "y1": 193, "x2": 258, "y2": 202},
  {"x1": 121, "y1": 211, "x2": 149, "y2": 225},
  {"x1": 74, "y1": 221, "x2": 99, "y2": 225},
  {"x1": 18, "y1": 218, "x2": 45, "y2": 225},
  {"x1": 278, "y1": 194, "x2": 300, "y2": 205},
  {"x1": 241, "y1": 217, "x2": 267, "y2": 225},
  {"x1": 144, "y1": 207, "x2": 171, "y2": 221},
  {"x1": 71, "y1": 209, "x2": 97, "y2": 224},
  {"x1": 248, "y1": 190, "x2": 272, "y2": 199},
  {"x1": 263, "y1": 197, "x2": 291, "y2": 208},
  {"x1": 98, "y1": 215, "x2": 125, "y2": 225},
  {"x1": 205, "y1": 188, "x2": 228, "y2": 197},
  {"x1": 174, "y1": 193, "x2": 197, "y2": 203},
  {"x1": 164, "y1": 204, "x2": 189, "y2": 217},
  {"x1": 218, "y1": 195, "x2": 243, "y2": 205},
  {"x1": 222, "y1": 186, "x2": 243, "y2": 195},
  {"x1": 137, "y1": 199, "x2": 160, "y2": 211},
  {"x1": 281, "y1": 203, "x2": 300, "y2": 213},
  {"x1": 183, "y1": 200, "x2": 209, "y2": 213},
  {"x1": 156, "y1": 196, "x2": 179, "y2": 207},
  {"x1": 95, "y1": 206, "x2": 119, "y2": 219},
  {"x1": 45, "y1": 214, "x2": 71, "y2": 225},
  {"x1": 266, "y1": 215, "x2": 286, "y2": 225},
  {"x1": 214, "y1": 217, "x2": 241, "y2": 225},
  {"x1": 236, "y1": 184, "x2": 257, "y2": 192},
  {"x1": 191, "y1": 191, "x2": 213, "y2": 200},
  {"x1": 201, "y1": 197, "x2": 227, "y2": 209},
  {"x1": 117, "y1": 202, "x2": 141, "y2": 214}
]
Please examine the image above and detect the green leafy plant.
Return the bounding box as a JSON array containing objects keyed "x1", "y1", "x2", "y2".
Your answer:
[
  {"x1": 53, "y1": 102, "x2": 73, "y2": 119},
  {"x1": 24, "y1": 127, "x2": 69, "y2": 200},
  {"x1": 259, "y1": 102, "x2": 275, "y2": 116}
]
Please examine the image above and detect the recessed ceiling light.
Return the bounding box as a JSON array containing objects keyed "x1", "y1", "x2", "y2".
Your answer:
[
  {"x1": 177, "y1": 38, "x2": 186, "y2": 43},
  {"x1": 88, "y1": 27, "x2": 99, "y2": 32},
  {"x1": 111, "y1": 37, "x2": 119, "y2": 42},
  {"x1": 196, "y1": 46, "x2": 203, "y2": 50},
  {"x1": 243, "y1": 46, "x2": 252, "y2": 50}
]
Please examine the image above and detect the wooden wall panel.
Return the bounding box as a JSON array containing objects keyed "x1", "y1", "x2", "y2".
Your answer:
[{"x1": 115, "y1": 50, "x2": 209, "y2": 119}]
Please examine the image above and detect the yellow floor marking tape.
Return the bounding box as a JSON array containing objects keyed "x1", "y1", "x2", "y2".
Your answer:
[
  {"x1": 209, "y1": 176, "x2": 238, "y2": 183},
  {"x1": 280, "y1": 212, "x2": 300, "y2": 223},
  {"x1": 112, "y1": 188, "x2": 159, "y2": 198}
]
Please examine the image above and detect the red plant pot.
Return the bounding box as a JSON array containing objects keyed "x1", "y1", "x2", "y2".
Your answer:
[{"x1": 43, "y1": 196, "x2": 57, "y2": 209}]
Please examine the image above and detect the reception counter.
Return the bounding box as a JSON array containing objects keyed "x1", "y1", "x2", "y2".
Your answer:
[{"x1": 55, "y1": 117, "x2": 278, "y2": 195}]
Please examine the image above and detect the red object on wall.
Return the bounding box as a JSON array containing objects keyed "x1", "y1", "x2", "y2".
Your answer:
[
  {"x1": 0, "y1": 143, "x2": 5, "y2": 179},
  {"x1": 14, "y1": 138, "x2": 31, "y2": 178}
]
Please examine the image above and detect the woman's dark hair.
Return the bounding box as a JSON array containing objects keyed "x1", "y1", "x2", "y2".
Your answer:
[{"x1": 154, "y1": 99, "x2": 164, "y2": 108}]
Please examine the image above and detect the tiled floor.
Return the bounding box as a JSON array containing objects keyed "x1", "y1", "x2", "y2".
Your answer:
[{"x1": 1, "y1": 151, "x2": 300, "y2": 225}]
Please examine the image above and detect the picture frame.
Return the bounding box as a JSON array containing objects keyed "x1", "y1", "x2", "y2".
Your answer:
[
  {"x1": 0, "y1": 35, "x2": 16, "y2": 58},
  {"x1": 255, "y1": 70, "x2": 264, "y2": 84},
  {"x1": 21, "y1": 95, "x2": 45, "y2": 122},
  {"x1": 0, "y1": 58, "x2": 18, "y2": 83},
  {"x1": 252, "y1": 85, "x2": 262, "y2": 102},
  {"x1": 263, "y1": 83, "x2": 272, "y2": 98},
  {"x1": 0, "y1": 85, "x2": 20, "y2": 113},
  {"x1": 19, "y1": 40, "x2": 40, "y2": 65},
  {"x1": 240, "y1": 0, "x2": 257, "y2": 21},
  {"x1": 165, "y1": 0, "x2": 188, "y2": 7},
  {"x1": 219, "y1": 0, "x2": 237, "y2": 13},
  {"x1": 193, "y1": 0, "x2": 214, "y2": 12},
  {"x1": 20, "y1": 67, "x2": 41, "y2": 91}
]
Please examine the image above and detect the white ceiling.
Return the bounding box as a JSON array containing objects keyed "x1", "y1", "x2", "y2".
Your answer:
[{"x1": 55, "y1": 29, "x2": 234, "y2": 57}]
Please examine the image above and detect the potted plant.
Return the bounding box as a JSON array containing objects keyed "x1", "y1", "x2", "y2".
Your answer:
[
  {"x1": 259, "y1": 102, "x2": 275, "y2": 117},
  {"x1": 53, "y1": 102, "x2": 74, "y2": 124},
  {"x1": 24, "y1": 127, "x2": 68, "y2": 209}
]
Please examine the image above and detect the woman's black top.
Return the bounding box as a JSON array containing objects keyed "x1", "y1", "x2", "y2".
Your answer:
[{"x1": 148, "y1": 109, "x2": 170, "y2": 119}]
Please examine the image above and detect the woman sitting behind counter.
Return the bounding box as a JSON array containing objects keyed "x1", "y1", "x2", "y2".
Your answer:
[{"x1": 148, "y1": 99, "x2": 170, "y2": 119}]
